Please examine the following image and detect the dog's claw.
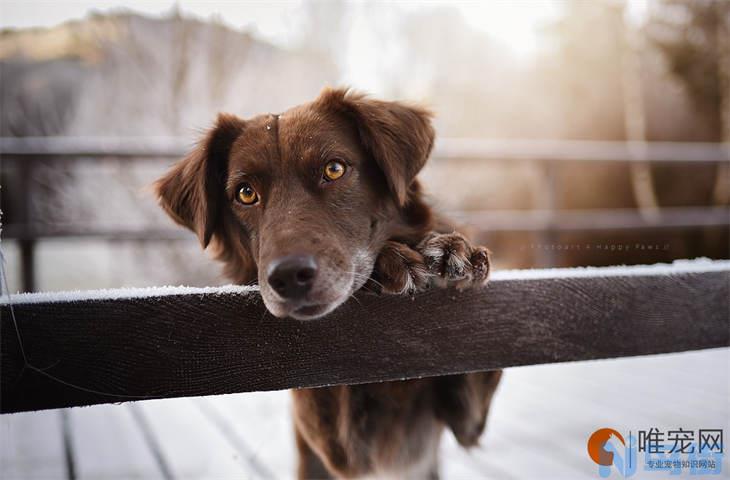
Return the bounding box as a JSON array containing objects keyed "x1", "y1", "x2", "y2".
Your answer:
[
  {"x1": 417, "y1": 232, "x2": 490, "y2": 288},
  {"x1": 469, "y1": 247, "x2": 491, "y2": 285}
]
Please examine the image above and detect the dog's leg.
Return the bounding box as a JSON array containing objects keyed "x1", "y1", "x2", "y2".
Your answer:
[
  {"x1": 433, "y1": 370, "x2": 502, "y2": 447},
  {"x1": 295, "y1": 424, "x2": 334, "y2": 480},
  {"x1": 427, "y1": 463, "x2": 440, "y2": 480},
  {"x1": 374, "y1": 234, "x2": 499, "y2": 448},
  {"x1": 367, "y1": 234, "x2": 498, "y2": 454},
  {"x1": 368, "y1": 240, "x2": 431, "y2": 295}
]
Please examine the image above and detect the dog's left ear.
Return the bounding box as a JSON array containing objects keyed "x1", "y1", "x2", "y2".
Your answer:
[
  {"x1": 155, "y1": 114, "x2": 244, "y2": 248},
  {"x1": 317, "y1": 87, "x2": 435, "y2": 206}
]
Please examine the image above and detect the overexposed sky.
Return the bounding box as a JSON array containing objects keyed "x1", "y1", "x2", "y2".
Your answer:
[
  {"x1": 4, "y1": 1, "x2": 654, "y2": 95},
  {"x1": 0, "y1": 0, "x2": 562, "y2": 56}
]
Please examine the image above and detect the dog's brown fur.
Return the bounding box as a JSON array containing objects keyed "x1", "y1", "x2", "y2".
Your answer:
[{"x1": 156, "y1": 87, "x2": 501, "y2": 478}]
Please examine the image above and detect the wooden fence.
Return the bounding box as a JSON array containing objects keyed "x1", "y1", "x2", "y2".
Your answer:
[
  {"x1": 2, "y1": 259, "x2": 728, "y2": 414},
  {"x1": 2, "y1": 137, "x2": 729, "y2": 292}
]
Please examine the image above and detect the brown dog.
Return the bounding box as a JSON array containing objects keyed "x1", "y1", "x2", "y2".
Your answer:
[{"x1": 155, "y1": 87, "x2": 501, "y2": 478}]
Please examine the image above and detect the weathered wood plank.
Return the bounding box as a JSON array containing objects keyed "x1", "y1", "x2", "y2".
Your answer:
[
  {"x1": 133, "y1": 397, "x2": 265, "y2": 478},
  {"x1": 200, "y1": 392, "x2": 296, "y2": 478},
  {"x1": 0, "y1": 410, "x2": 67, "y2": 479},
  {"x1": 67, "y1": 404, "x2": 166, "y2": 479},
  {"x1": 1, "y1": 260, "x2": 728, "y2": 414}
]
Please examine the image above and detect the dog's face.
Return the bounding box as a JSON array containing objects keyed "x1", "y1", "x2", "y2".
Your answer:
[{"x1": 156, "y1": 88, "x2": 434, "y2": 319}]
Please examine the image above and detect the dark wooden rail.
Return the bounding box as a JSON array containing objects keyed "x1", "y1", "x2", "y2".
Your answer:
[{"x1": 2, "y1": 259, "x2": 728, "y2": 414}]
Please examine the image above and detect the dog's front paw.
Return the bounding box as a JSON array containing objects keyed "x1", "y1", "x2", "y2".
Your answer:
[
  {"x1": 416, "y1": 232, "x2": 491, "y2": 289},
  {"x1": 369, "y1": 241, "x2": 430, "y2": 295}
]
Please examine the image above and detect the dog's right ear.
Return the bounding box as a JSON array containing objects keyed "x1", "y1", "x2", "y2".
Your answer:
[
  {"x1": 315, "y1": 87, "x2": 435, "y2": 207},
  {"x1": 155, "y1": 114, "x2": 245, "y2": 248}
]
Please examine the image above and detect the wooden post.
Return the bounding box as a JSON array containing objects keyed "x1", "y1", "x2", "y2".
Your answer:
[
  {"x1": 536, "y1": 160, "x2": 557, "y2": 267},
  {"x1": 17, "y1": 158, "x2": 36, "y2": 293},
  {"x1": 620, "y1": 3, "x2": 660, "y2": 219}
]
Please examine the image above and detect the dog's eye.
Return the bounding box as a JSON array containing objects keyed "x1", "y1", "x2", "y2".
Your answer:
[
  {"x1": 323, "y1": 160, "x2": 346, "y2": 181},
  {"x1": 236, "y1": 183, "x2": 259, "y2": 205}
]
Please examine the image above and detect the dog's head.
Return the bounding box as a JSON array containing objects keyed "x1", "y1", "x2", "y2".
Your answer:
[{"x1": 156, "y1": 88, "x2": 434, "y2": 319}]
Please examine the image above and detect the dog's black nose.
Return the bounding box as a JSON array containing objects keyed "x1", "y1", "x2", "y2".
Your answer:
[{"x1": 267, "y1": 255, "x2": 318, "y2": 301}]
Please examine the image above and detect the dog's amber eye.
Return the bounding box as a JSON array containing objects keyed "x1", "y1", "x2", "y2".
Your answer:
[
  {"x1": 323, "y1": 160, "x2": 346, "y2": 181},
  {"x1": 236, "y1": 183, "x2": 259, "y2": 205}
]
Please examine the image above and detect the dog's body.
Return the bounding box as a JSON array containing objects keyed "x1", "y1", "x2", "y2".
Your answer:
[
  {"x1": 293, "y1": 372, "x2": 502, "y2": 479},
  {"x1": 156, "y1": 88, "x2": 501, "y2": 478}
]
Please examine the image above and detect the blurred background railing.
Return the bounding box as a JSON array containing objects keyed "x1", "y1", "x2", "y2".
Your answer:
[
  {"x1": 1, "y1": 0, "x2": 729, "y2": 295},
  {"x1": 3, "y1": 137, "x2": 728, "y2": 292}
]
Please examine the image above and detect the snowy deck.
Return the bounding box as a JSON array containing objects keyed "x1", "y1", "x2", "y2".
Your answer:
[{"x1": 3, "y1": 348, "x2": 728, "y2": 479}]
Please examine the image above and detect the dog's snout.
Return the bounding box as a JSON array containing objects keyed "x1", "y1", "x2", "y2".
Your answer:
[{"x1": 267, "y1": 254, "x2": 318, "y2": 300}]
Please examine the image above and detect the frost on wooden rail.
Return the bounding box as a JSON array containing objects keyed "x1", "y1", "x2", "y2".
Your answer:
[{"x1": 2, "y1": 259, "x2": 728, "y2": 414}]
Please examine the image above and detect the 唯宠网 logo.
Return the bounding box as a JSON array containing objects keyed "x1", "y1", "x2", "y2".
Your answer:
[
  {"x1": 587, "y1": 428, "x2": 636, "y2": 477},
  {"x1": 587, "y1": 427, "x2": 723, "y2": 477}
]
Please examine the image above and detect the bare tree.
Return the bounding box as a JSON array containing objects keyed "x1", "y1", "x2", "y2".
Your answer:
[
  {"x1": 648, "y1": 0, "x2": 730, "y2": 204},
  {"x1": 621, "y1": 1, "x2": 660, "y2": 217}
]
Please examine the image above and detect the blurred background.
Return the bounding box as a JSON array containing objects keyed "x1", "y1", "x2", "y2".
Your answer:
[
  {"x1": 1, "y1": 1, "x2": 729, "y2": 479},
  {"x1": 1, "y1": 0, "x2": 728, "y2": 293}
]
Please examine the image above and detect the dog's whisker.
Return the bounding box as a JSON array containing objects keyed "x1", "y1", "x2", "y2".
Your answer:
[
  {"x1": 258, "y1": 302, "x2": 269, "y2": 322},
  {"x1": 345, "y1": 271, "x2": 385, "y2": 290},
  {"x1": 357, "y1": 285, "x2": 378, "y2": 294},
  {"x1": 348, "y1": 293, "x2": 364, "y2": 308}
]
